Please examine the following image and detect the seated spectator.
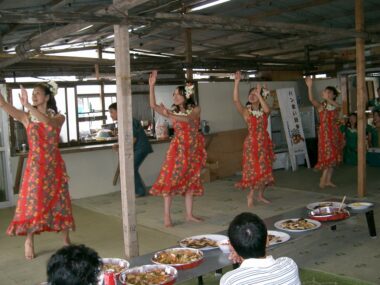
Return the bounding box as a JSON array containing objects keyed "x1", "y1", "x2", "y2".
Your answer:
[
  {"x1": 47, "y1": 244, "x2": 102, "y2": 285},
  {"x1": 220, "y1": 213, "x2": 300, "y2": 285}
]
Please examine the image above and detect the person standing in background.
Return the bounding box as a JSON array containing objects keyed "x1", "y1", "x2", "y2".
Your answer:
[{"x1": 109, "y1": 103, "x2": 153, "y2": 197}]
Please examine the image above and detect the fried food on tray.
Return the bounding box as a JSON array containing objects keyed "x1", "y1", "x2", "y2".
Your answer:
[
  {"x1": 153, "y1": 249, "x2": 202, "y2": 265},
  {"x1": 102, "y1": 263, "x2": 125, "y2": 273},
  {"x1": 125, "y1": 268, "x2": 172, "y2": 285},
  {"x1": 268, "y1": 234, "x2": 282, "y2": 244},
  {"x1": 281, "y1": 218, "x2": 316, "y2": 230},
  {"x1": 181, "y1": 237, "x2": 218, "y2": 248}
]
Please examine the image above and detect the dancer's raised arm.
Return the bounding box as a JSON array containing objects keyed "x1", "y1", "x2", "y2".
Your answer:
[
  {"x1": 149, "y1": 70, "x2": 166, "y2": 116},
  {"x1": 305, "y1": 77, "x2": 322, "y2": 110},
  {"x1": 256, "y1": 83, "x2": 270, "y2": 114},
  {"x1": 0, "y1": 90, "x2": 29, "y2": 126},
  {"x1": 233, "y1": 71, "x2": 245, "y2": 115}
]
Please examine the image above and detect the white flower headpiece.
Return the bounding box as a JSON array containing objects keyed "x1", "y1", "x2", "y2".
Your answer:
[
  {"x1": 45, "y1": 80, "x2": 58, "y2": 96},
  {"x1": 261, "y1": 87, "x2": 270, "y2": 99},
  {"x1": 185, "y1": 82, "x2": 195, "y2": 99}
]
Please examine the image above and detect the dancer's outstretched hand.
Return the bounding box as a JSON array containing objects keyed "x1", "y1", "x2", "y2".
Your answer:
[
  {"x1": 19, "y1": 85, "x2": 31, "y2": 107},
  {"x1": 149, "y1": 70, "x2": 157, "y2": 86},
  {"x1": 305, "y1": 76, "x2": 313, "y2": 88},
  {"x1": 234, "y1": 71, "x2": 241, "y2": 83}
]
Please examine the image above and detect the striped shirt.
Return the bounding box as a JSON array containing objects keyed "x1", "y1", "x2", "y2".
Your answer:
[{"x1": 220, "y1": 256, "x2": 300, "y2": 285}]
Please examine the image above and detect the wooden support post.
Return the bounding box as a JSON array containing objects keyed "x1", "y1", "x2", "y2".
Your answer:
[
  {"x1": 113, "y1": 1, "x2": 139, "y2": 257},
  {"x1": 339, "y1": 75, "x2": 349, "y2": 116},
  {"x1": 355, "y1": 0, "x2": 366, "y2": 198},
  {"x1": 184, "y1": 28, "x2": 193, "y2": 81}
]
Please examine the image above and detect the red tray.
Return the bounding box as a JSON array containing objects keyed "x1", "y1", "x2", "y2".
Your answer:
[{"x1": 309, "y1": 207, "x2": 350, "y2": 222}]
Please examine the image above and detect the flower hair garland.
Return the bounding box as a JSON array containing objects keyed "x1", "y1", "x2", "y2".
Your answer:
[
  {"x1": 46, "y1": 80, "x2": 58, "y2": 96},
  {"x1": 185, "y1": 82, "x2": 195, "y2": 99}
]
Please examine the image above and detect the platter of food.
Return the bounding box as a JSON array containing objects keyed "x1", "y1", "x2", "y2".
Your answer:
[
  {"x1": 267, "y1": 230, "x2": 291, "y2": 246},
  {"x1": 306, "y1": 201, "x2": 347, "y2": 210},
  {"x1": 274, "y1": 218, "x2": 321, "y2": 232},
  {"x1": 101, "y1": 258, "x2": 130, "y2": 276},
  {"x1": 152, "y1": 248, "x2": 204, "y2": 270},
  {"x1": 119, "y1": 264, "x2": 177, "y2": 285},
  {"x1": 179, "y1": 234, "x2": 227, "y2": 250},
  {"x1": 347, "y1": 202, "x2": 373, "y2": 210},
  {"x1": 308, "y1": 206, "x2": 350, "y2": 222}
]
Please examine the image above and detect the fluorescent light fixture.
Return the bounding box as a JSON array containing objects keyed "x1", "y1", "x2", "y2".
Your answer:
[
  {"x1": 190, "y1": 0, "x2": 231, "y2": 12},
  {"x1": 249, "y1": 74, "x2": 256, "y2": 78},
  {"x1": 106, "y1": 34, "x2": 115, "y2": 39},
  {"x1": 77, "y1": 25, "x2": 93, "y2": 32},
  {"x1": 315, "y1": 74, "x2": 327, "y2": 78},
  {"x1": 193, "y1": 74, "x2": 210, "y2": 79}
]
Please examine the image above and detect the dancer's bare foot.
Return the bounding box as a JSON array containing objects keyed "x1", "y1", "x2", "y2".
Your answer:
[
  {"x1": 325, "y1": 182, "x2": 336, "y2": 187},
  {"x1": 247, "y1": 191, "x2": 254, "y2": 208},
  {"x1": 319, "y1": 178, "x2": 326, "y2": 189},
  {"x1": 164, "y1": 217, "x2": 173, "y2": 228},
  {"x1": 24, "y1": 240, "x2": 35, "y2": 260},
  {"x1": 258, "y1": 196, "x2": 271, "y2": 204},
  {"x1": 186, "y1": 215, "x2": 203, "y2": 223}
]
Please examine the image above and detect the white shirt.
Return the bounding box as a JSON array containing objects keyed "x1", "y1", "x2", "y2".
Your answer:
[{"x1": 220, "y1": 256, "x2": 301, "y2": 285}]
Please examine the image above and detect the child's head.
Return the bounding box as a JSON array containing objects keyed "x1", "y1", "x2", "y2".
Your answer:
[{"x1": 227, "y1": 212, "x2": 267, "y2": 259}]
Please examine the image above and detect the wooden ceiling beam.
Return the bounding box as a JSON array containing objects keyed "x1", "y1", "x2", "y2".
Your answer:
[{"x1": 154, "y1": 12, "x2": 369, "y2": 38}]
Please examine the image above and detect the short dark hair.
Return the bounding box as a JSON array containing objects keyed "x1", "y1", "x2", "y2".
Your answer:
[
  {"x1": 47, "y1": 244, "x2": 102, "y2": 285},
  {"x1": 228, "y1": 212, "x2": 267, "y2": 259},
  {"x1": 109, "y1": 102, "x2": 117, "y2": 111}
]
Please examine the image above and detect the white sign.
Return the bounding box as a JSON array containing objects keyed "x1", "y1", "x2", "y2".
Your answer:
[{"x1": 276, "y1": 88, "x2": 310, "y2": 171}]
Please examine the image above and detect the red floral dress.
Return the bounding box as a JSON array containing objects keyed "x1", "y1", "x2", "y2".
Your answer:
[
  {"x1": 236, "y1": 113, "x2": 274, "y2": 191},
  {"x1": 7, "y1": 120, "x2": 75, "y2": 236},
  {"x1": 150, "y1": 118, "x2": 206, "y2": 196},
  {"x1": 315, "y1": 106, "x2": 344, "y2": 170}
]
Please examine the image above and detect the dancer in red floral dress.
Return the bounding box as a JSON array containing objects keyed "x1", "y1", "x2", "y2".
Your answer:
[
  {"x1": 149, "y1": 71, "x2": 206, "y2": 227},
  {"x1": 305, "y1": 77, "x2": 343, "y2": 188},
  {"x1": 233, "y1": 71, "x2": 274, "y2": 207},
  {"x1": 0, "y1": 82, "x2": 75, "y2": 260}
]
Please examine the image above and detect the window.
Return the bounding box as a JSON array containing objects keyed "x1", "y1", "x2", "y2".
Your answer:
[{"x1": 7, "y1": 81, "x2": 154, "y2": 153}]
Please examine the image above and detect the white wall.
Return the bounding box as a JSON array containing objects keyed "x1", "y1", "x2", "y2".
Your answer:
[
  {"x1": 198, "y1": 81, "x2": 302, "y2": 133},
  {"x1": 10, "y1": 142, "x2": 170, "y2": 200}
]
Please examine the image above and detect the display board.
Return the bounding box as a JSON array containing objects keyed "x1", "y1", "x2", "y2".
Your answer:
[{"x1": 276, "y1": 88, "x2": 311, "y2": 171}]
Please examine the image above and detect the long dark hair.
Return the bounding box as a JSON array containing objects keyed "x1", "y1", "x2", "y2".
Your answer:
[
  {"x1": 346, "y1": 112, "x2": 357, "y2": 129},
  {"x1": 325, "y1": 86, "x2": 339, "y2": 101},
  {"x1": 246, "y1": 87, "x2": 262, "y2": 110},
  {"x1": 171, "y1": 85, "x2": 196, "y2": 113},
  {"x1": 34, "y1": 83, "x2": 58, "y2": 114}
]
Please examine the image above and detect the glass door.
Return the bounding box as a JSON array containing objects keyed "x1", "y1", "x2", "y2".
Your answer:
[{"x1": 0, "y1": 84, "x2": 13, "y2": 208}]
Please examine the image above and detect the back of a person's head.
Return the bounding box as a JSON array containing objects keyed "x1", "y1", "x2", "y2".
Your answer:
[
  {"x1": 228, "y1": 212, "x2": 267, "y2": 259},
  {"x1": 47, "y1": 244, "x2": 102, "y2": 285},
  {"x1": 109, "y1": 102, "x2": 117, "y2": 111}
]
